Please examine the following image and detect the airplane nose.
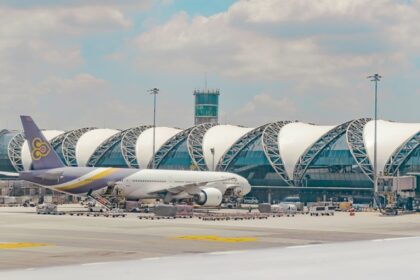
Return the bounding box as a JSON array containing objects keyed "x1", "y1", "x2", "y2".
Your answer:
[{"x1": 239, "y1": 176, "x2": 251, "y2": 196}]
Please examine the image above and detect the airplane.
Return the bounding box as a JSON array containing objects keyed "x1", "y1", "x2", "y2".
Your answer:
[{"x1": 0, "y1": 116, "x2": 251, "y2": 207}]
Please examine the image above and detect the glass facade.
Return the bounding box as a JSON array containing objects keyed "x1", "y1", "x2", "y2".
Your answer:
[
  {"x1": 194, "y1": 90, "x2": 219, "y2": 125},
  {"x1": 400, "y1": 145, "x2": 420, "y2": 189},
  {"x1": 158, "y1": 139, "x2": 193, "y2": 170},
  {"x1": 95, "y1": 142, "x2": 128, "y2": 168},
  {"x1": 225, "y1": 135, "x2": 289, "y2": 186},
  {"x1": 53, "y1": 143, "x2": 66, "y2": 165},
  {"x1": 195, "y1": 94, "x2": 219, "y2": 105},
  {"x1": 0, "y1": 132, "x2": 17, "y2": 172},
  {"x1": 301, "y1": 133, "x2": 372, "y2": 189},
  {"x1": 195, "y1": 105, "x2": 218, "y2": 117},
  {"x1": 400, "y1": 145, "x2": 420, "y2": 173}
]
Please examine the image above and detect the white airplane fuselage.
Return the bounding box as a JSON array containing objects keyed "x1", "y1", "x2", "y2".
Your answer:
[{"x1": 121, "y1": 169, "x2": 251, "y2": 201}]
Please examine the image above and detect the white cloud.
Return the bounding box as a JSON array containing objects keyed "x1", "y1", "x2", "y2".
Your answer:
[
  {"x1": 0, "y1": 1, "x2": 151, "y2": 10},
  {"x1": 240, "y1": 93, "x2": 297, "y2": 114},
  {"x1": 0, "y1": 6, "x2": 132, "y2": 37},
  {"x1": 0, "y1": 5, "x2": 133, "y2": 80},
  {"x1": 135, "y1": 0, "x2": 419, "y2": 84},
  {"x1": 0, "y1": 4, "x2": 133, "y2": 108},
  {"x1": 0, "y1": 4, "x2": 139, "y2": 128},
  {"x1": 1, "y1": 0, "x2": 419, "y2": 129},
  {"x1": 37, "y1": 74, "x2": 108, "y2": 96},
  {"x1": 0, "y1": 73, "x2": 147, "y2": 130},
  {"x1": 132, "y1": 0, "x2": 420, "y2": 124},
  {"x1": 232, "y1": 93, "x2": 298, "y2": 125}
]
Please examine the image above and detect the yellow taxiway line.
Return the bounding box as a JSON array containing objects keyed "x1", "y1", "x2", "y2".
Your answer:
[{"x1": 0, "y1": 242, "x2": 50, "y2": 249}]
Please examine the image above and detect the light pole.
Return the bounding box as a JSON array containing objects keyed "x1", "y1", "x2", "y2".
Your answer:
[
  {"x1": 148, "y1": 88, "x2": 159, "y2": 169},
  {"x1": 368, "y1": 74, "x2": 381, "y2": 198}
]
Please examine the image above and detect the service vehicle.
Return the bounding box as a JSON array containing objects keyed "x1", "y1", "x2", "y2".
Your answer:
[
  {"x1": 36, "y1": 203, "x2": 59, "y2": 215},
  {"x1": 309, "y1": 205, "x2": 335, "y2": 216},
  {"x1": 280, "y1": 196, "x2": 304, "y2": 211}
]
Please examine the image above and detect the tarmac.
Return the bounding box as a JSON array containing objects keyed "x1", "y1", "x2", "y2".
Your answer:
[
  {"x1": 3, "y1": 237, "x2": 420, "y2": 280},
  {"x1": 1, "y1": 206, "x2": 420, "y2": 271}
]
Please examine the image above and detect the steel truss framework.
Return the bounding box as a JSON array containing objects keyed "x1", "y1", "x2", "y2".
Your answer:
[
  {"x1": 384, "y1": 131, "x2": 420, "y2": 176},
  {"x1": 148, "y1": 127, "x2": 193, "y2": 169},
  {"x1": 50, "y1": 132, "x2": 69, "y2": 150},
  {"x1": 261, "y1": 121, "x2": 293, "y2": 185},
  {"x1": 217, "y1": 124, "x2": 269, "y2": 171},
  {"x1": 120, "y1": 126, "x2": 152, "y2": 168},
  {"x1": 187, "y1": 123, "x2": 217, "y2": 171},
  {"x1": 87, "y1": 130, "x2": 123, "y2": 167},
  {"x1": 7, "y1": 132, "x2": 25, "y2": 171},
  {"x1": 62, "y1": 127, "x2": 96, "y2": 166},
  {"x1": 0, "y1": 129, "x2": 9, "y2": 137},
  {"x1": 293, "y1": 121, "x2": 353, "y2": 186},
  {"x1": 346, "y1": 118, "x2": 374, "y2": 182}
]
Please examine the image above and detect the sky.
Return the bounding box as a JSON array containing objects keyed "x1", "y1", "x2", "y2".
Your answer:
[{"x1": 0, "y1": 0, "x2": 419, "y2": 130}]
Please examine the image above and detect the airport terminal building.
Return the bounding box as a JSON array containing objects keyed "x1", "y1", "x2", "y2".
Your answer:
[{"x1": 1, "y1": 118, "x2": 419, "y2": 202}]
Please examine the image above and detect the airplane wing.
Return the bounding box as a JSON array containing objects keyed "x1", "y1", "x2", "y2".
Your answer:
[
  {"x1": 0, "y1": 171, "x2": 19, "y2": 177},
  {"x1": 148, "y1": 177, "x2": 237, "y2": 196}
]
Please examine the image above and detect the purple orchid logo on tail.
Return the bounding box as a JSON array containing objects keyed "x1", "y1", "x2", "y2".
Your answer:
[{"x1": 31, "y1": 138, "x2": 51, "y2": 160}]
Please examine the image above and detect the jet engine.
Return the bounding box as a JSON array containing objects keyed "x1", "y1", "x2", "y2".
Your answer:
[{"x1": 194, "y1": 187, "x2": 223, "y2": 207}]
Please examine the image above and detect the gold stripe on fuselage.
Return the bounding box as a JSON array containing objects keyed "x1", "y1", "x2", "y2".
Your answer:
[{"x1": 55, "y1": 168, "x2": 118, "y2": 191}]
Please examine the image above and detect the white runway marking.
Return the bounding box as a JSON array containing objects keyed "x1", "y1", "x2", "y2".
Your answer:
[
  {"x1": 142, "y1": 257, "x2": 169, "y2": 261},
  {"x1": 82, "y1": 262, "x2": 107, "y2": 266},
  {"x1": 286, "y1": 244, "x2": 322, "y2": 249},
  {"x1": 207, "y1": 250, "x2": 248, "y2": 255},
  {"x1": 371, "y1": 237, "x2": 416, "y2": 242}
]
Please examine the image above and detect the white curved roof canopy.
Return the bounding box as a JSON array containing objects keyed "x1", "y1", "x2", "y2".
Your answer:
[
  {"x1": 279, "y1": 122, "x2": 335, "y2": 179},
  {"x1": 136, "y1": 127, "x2": 181, "y2": 169},
  {"x1": 76, "y1": 129, "x2": 120, "y2": 166},
  {"x1": 22, "y1": 130, "x2": 64, "y2": 170},
  {"x1": 364, "y1": 120, "x2": 420, "y2": 174},
  {"x1": 202, "y1": 125, "x2": 253, "y2": 170}
]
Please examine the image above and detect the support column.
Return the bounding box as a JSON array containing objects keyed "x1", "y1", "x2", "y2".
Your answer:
[{"x1": 267, "y1": 188, "x2": 272, "y2": 204}]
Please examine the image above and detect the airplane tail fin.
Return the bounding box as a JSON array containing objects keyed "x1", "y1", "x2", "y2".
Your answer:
[{"x1": 20, "y1": 116, "x2": 65, "y2": 170}]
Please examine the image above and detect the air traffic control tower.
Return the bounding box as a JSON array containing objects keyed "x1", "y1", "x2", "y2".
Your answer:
[{"x1": 194, "y1": 89, "x2": 220, "y2": 125}]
